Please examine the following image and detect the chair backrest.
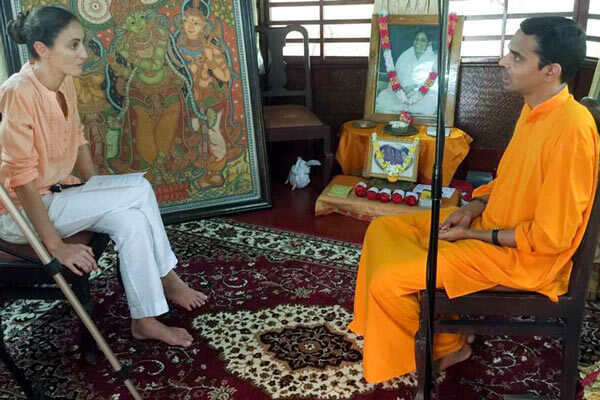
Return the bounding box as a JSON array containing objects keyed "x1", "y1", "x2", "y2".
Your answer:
[
  {"x1": 569, "y1": 175, "x2": 600, "y2": 297},
  {"x1": 255, "y1": 25, "x2": 313, "y2": 110},
  {"x1": 567, "y1": 98, "x2": 600, "y2": 298}
]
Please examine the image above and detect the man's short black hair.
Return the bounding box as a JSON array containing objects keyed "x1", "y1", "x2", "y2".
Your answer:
[{"x1": 520, "y1": 17, "x2": 586, "y2": 83}]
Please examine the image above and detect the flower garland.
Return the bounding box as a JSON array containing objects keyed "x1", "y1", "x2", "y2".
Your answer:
[
  {"x1": 371, "y1": 132, "x2": 419, "y2": 182},
  {"x1": 378, "y1": 11, "x2": 458, "y2": 108}
]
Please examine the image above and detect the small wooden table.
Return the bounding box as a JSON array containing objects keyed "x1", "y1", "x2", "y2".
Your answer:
[{"x1": 335, "y1": 121, "x2": 472, "y2": 186}]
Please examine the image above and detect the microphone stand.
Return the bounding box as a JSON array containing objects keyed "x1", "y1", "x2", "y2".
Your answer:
[{"x1": 423, "y1": 0, "x2": 451, "y2": 398}]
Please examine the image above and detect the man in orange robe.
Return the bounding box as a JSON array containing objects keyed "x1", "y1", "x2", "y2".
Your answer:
[{"x1": 349, "y1": 17, "x2": 599, "y2": 383}]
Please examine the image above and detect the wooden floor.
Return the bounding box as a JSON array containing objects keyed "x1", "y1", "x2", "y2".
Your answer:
[{"x1": 230, "y1": 171, "x2": 370, "y2": 244}]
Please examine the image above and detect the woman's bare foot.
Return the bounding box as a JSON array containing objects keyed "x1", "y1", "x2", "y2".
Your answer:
[
  {"x1": 437, "y1": 335, "x2": 474, "y2": 372},
  {"x1": 161, "y1": 271, "x2": 208, "y2": 311},
  {"x1": 131, "y1": 318, "x2": 193, "y2": 347}
]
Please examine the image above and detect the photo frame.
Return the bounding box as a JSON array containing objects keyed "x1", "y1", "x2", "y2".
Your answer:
[
  {"x1": 364, "y1": 14, "x2": 464, "y2": 126},
  {"x1": 7, "y1": 0, "x2": 270, "y2": 224},
  {"x1": 366, "y1": 133, "x2": 420, "y2": 182}
]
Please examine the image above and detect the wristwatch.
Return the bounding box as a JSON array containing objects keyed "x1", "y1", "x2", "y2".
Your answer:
[{"x1": 491, "y1": 228, "x2": 500, "y2": 246}]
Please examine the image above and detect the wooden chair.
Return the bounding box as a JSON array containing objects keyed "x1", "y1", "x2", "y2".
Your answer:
[
  {"x1": 0, "y1": 231, "x2": 112, "y2": 398},
  {"x1": 414, "y1": 100, "x2": 600, "y2": 400},
  {"x1": 256, "y1": 24, "x2": 333, "y2": 180}
]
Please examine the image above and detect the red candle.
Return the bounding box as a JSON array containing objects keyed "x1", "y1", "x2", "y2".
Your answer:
[
  {"x1": 367, "y1": 187, "x2": 379, "y2": 201},
  {"x1": 392, "y1": 189, "x2": 405, "y2": 204},
  {"x1": 379, "y1": 188, "x2": 391, "y2": 203},
  {"x1": 354, "y1": 181, "x2": 367, "y2": 197},
  {"x1": 405, "y1": 192, "x2": 418, "y2": 206}
]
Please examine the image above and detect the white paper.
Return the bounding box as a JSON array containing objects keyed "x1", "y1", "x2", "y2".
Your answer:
[
  {"x1": 80, "y1": 172, "x2": 146, "y2": 192},
  {"x1": 412, "y1": 184, "x2": 456, "y2": 198},
  {"x1": 426, "y1": 126, "x2": 451, "y2": 137}
]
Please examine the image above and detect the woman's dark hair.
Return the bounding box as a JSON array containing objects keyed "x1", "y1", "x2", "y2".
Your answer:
[
  {"x1": 414, "y1": 29, "x2": 430, "y2": 43},
  {"x1": 7, "y1": 6, "x2": 78, "y2": 60},
  {"x1": 520, "y1": 17, "x2": 586, "y2": 83}
]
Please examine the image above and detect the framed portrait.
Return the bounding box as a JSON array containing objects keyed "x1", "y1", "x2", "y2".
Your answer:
[
  {"x1": 6, "y1": 0, "x2": 270, "y2": 223},
  {"x1": 366, "y1": 133, "x2": 420, "y2": 182},
  {"x1": 364, "y1": 14, "x2": 464, "y2": 126}
]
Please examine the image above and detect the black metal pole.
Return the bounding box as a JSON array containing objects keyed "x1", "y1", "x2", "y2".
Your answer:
[{"x1": 423, "y1": 0, "x2": 451, "y2": 398}]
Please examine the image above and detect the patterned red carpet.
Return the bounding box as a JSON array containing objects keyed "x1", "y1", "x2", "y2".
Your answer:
[{"x1": 1, "y1": 218, "x2": 599, "y2": 399}]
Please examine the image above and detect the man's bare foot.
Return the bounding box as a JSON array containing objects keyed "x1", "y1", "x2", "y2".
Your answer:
[
  {"x1": 437, "y1": 340, "x2": 473, "y2": 372},
  {"x1": 131, "y1": 318, "x2": 193, "y2": 347},
  {"x1": 161, "y1": 271, "x2": 208, "y2": 311}
]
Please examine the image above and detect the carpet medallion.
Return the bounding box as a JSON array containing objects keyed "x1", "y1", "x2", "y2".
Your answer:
[
  {"x1": 192, "y1": 303, "x2": 414, "y2": 400},
  {"x1": 0, "y1": 218, "x2": 599, "y2": 399}
]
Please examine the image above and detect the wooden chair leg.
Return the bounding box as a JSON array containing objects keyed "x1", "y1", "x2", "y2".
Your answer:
[
  {"x1": 561, "y1": 314, "x2": 584, "y2": 400},
  {"x1": 322, "y1": 153, "x2": 333, "y2": 183},
  {"x1": 414, "y1": 298, "x2": 428, "y2": 400},
  {"x1": 588, "y1": 264, "x2": 599, "y2": 300},
  {"x1": 116, "y1": 259, "x2": 124, "y2": 289},
  {"x1": 0, "y1": 313, "x2": 51, "y2": 399},
  {"x1": 322, "y1": 132, "x2": 333, "y2": 181},
  {"x1": 70, "y1": 275, "x2": 97, "y2": 365}
]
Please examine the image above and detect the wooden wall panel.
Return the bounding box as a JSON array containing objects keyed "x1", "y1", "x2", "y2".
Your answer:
[
  {"x1": 286, "y1": 61, "x2": 595, "y2": 151},
  {"x1": 453, "y1": 64, "x2": 523, "y2": 149}
]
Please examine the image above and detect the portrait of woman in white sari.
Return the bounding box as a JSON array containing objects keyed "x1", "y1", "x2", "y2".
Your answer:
[{"x1": 375, "y1": 29, "x2": 439, "y2": 116}]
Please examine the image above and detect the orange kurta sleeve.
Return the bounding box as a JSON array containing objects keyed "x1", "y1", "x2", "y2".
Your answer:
[
  {"x1": 0, "y1": 64, "x2": 86, "y2": 213},
  {"x1": 0, "y1": 85, "x2": 39, "y2": 189},
  {"x1": 515, "y1": 125, "x2": 597, "y2": 254},
  {"x1": 471, "y1": 178, "x2": 495, "y2": 198}
]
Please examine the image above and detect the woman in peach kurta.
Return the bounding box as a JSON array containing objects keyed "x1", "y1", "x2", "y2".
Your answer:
[
  {"x1": 349, "y1": 19, "x2": 597, "y2": 384},
  {"x1": 0, "y1": 6, "x2": 207, "y2": 348}
]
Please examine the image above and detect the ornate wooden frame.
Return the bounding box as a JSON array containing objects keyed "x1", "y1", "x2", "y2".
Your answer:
[
  {"x1": 5, "y1": 0, "x2": 270, "y2": 223},
  {"x1": 364, "y1": 14, "x2": 464, "y2": 127}
]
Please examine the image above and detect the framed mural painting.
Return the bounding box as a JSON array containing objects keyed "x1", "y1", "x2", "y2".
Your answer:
[
  {"x1": 6, "y1": 0, "x2": 270, "y2": 223},
  {"x1": 364, "y1": 14, "x2": 464, "y2": 126}
]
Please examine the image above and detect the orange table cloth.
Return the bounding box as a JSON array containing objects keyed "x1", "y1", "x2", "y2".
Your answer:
[{"x1": 336, "y1": 121, "x2": 473, "y2": 186}]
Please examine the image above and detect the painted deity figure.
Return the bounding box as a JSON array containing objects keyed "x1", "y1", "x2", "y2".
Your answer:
[
  {"x1": 178, "y1": 0, "x2": 243, "y2": 187},
  {"x1": 109, "y1": 5, "x2": 182, "y2": 177},
  {"x1": 118, "y1": 11, "x2": 168, "y2": 86},
  {"x1": 74, "y1": 72, "x2": 108, "y2": 166}
]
